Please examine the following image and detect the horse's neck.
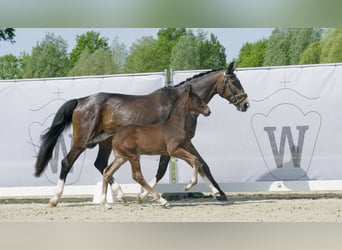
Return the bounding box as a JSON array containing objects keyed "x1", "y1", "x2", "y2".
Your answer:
[
  {"x1": 181, "y1": 70, "x2": 222, "y2": 104},
  {"x1": 167, "y1": 95, "x2": 189, "y2": 130}
]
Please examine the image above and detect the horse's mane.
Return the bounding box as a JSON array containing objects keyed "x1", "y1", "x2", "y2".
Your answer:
[
  {"x1": 154, "y1": 68, "x2": 223, "y2": 96},
  {"x1": 174, "y1": 68, "x2": 223, "y2": 87}
]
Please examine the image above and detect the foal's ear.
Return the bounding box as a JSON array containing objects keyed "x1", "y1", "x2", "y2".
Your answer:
[
  {"x1": 227, "y1": 61, "x2": 236, "y2": 74},
  {"x1": 186, "y1": 85, "x2": 193, "y2": 95}
]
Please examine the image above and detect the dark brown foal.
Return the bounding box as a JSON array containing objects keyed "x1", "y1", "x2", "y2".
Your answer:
[{"x1": 101, "y1": 86, "x2": 211, "y2": 208}]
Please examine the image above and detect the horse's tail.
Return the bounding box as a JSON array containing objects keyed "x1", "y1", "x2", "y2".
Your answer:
[{"x1": 34, "y1": 99, "x2": 78, "y2": 177}]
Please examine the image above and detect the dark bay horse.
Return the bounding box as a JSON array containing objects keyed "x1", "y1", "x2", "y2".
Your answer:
[
  {"x1": 101, "y1": 86, "x2": 211, "y2": 208},
  {"x1": 34, "y1": 62, "x2": 249, "y2": 207}
]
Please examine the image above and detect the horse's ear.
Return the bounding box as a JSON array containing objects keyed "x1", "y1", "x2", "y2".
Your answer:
[{"x1": 227, "y1": 61, "x2": 236, "y2": 74}]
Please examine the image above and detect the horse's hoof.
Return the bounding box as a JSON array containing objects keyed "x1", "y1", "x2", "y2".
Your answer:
[
  {"x1": 49, "y1": 199, "x2": 58, "y2": 207},
  {"x1": 216, "y1": 195, "x2": 228, "y2": 201},
  {"x1": 105, "y1": 204, "x2": 112, "y2": 210}
]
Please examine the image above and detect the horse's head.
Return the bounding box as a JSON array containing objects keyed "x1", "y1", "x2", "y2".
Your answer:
[
  {"x1": 186, "y1": 86, "x2": 211, "y2": 117},
  {"x1": 217, "y1": 62, "x2": 250, "y2": 112}
]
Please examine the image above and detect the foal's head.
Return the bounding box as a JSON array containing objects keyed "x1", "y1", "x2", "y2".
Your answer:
[{"x1": 186, "y1": 86, "x2": 211, "y2": 117}]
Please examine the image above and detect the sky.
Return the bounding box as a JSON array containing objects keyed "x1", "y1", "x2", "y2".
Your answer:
[{"x1": 0, "y1": 28, "x2": 273, "y2": 62}]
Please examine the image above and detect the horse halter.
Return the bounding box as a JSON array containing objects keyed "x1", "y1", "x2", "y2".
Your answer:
[{"x1": 222, "y1": 72, "x2": 248, "y2": 105}]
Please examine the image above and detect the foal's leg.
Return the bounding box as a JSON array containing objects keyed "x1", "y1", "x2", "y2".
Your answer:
[
  {"x1": 129, "y1": 159, "x2": 169, "y2": 207},
  {"x1": 188, "y1": 143, "x2": 227, "y2": 201},
  {"x1": 94, "y1": 139, "x2": 125, "y2": 201},
  {"x1": 101, "y1": 155, "x2": 127, "y2": 209},
  {"x1": 171, "y1": 148, "x2": 200, "y2": 191},
  {"x1": 140, "y1": 155, "x2": 170, "y2": 201}
]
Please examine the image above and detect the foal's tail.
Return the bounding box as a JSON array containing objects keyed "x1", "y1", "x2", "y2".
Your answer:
[{"x1": 34, "y1": 99, "x2": 78, "y2": 177}]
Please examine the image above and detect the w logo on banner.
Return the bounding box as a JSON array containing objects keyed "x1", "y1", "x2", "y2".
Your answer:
[
  {"x1": 251, "y1": 103, "x2": 321, "y2": 180},
  {"x1": 264, "y1": 126, "x2": 309, "y2": 169}
]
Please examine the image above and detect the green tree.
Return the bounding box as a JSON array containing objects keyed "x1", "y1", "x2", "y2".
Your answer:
[
  {"x1": 170, "y1": 32, "x2": 201, "y2": 70},
  {"x1": 299, "y1": 41, "x2": 321, "y2": 64},
  {"x1": 238, "y1": 39, "x2": 267, "y2": 67},
  {"x1": 170, "y1": 30, "x2": 226, "y2": 70},
  {"x1": 69, "y1": 48, "x2": 117, "y2": 76},
  {"x1": 0, "y1": 28, "x2": 15, "y2": 43},
  {"x1": 264, "y1": 28, "x2": 322, "y2": 66},
  {"x1": 69, "y1": 31, "x2": 109, "y2": 68},
  {"x1": 24, "y1": 33, "x2": 69, "y2": 78},
  {"x1": 125, "y1": 29, "x2": 187, "y2": 73},
  {"x1": 124, "y1": 36, "x2": 162, "y2": 73},
  {"x1": 125, "y1": 28, "x2": 227, "y2": 72},
  {"x1": 199, "y1": 32, "x2": 226, "y2": 69},
  {"x1": 288, "y1": 28, "x2": 322, "y2": 65},
  {"x1": 0, "y1": 54, "x2": 20, "y2": 79},
  {"x1": 263, "y1": 28, "x2": 290, "y2": 66},
  {"x1": 0, "y1": 52, "x2": 31, "y2": 79},
  {"x1": 111, "y1": 36, "x2": 127, "y2": 73},
  {"x1": 320, "y1": 28, "x2": 342, "y2": 63}
]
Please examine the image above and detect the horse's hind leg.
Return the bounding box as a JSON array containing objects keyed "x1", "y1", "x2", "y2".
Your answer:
[
  {"x1": 49, "y1": 146, "x2": 85, "y2": 207},
  {"x1": 130, "y1": 159, "x2": 169, "y2": 207}
]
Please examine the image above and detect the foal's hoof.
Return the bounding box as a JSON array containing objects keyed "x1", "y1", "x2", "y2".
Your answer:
[
  {"x1": 137, "y1": 195, "x2": 144, "y2": 204},
  {"x1": 117, "y1": 197, "x2": 126, "y2": 203},
  {"x1": 162, "y1": 201, "x2": 170, "y2": 208}
]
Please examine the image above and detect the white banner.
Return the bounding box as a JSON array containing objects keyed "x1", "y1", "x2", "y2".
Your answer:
[
  {"x1": 1, "y1": 64, "x2": 342, "y2": 193},
  {"x1": 0, "y1": 73, "x2": 165, "y2": 187}
]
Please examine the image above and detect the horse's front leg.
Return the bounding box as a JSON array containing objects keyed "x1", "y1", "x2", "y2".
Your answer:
[{"x1": 188, "y1": 143, "x2": 227, "y2": 201}]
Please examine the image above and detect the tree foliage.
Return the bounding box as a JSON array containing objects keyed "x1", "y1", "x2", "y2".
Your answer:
[
  {"x1": 319, "y1": 28, "x2": 342, "y2": 63},
  {"x1": 238, "y1": 39, "x2": 267, "y2": 67},
  {"x1": 24, "y1": 33, "x2": 69, "y2": 78},
  {"x1": 0, "y1": 28, "x2": 15, "y2": 43},
  {"x1": 69, "y1": 31, "x2": 109, "y2": 69},
  {"x1": 0, "y1": 54, "x2": 20, "y2": 79},
  {"x1": 299, "y1": 41, "x2": 321, "y2": 64},
  {"x1": 0, "y1": 28, "x2": 230, "y2": 79},
  {"x1": 170, "y1": 32, "x2": 201, "y2": 70},
  {"x1": 263, "y1": 28, "x2": 322, "y2": 66},
  {"x1": 199, "y1": 32, "x2": 226, "y2": 69},
  {"x1": 111, "y1": 36, "x2": 127, "y2": 73},
  {"x1": 170, "y1": 30, "x2": 226, "y2": 70},
  {"x1": 69, "y1": 48, "x2": 117, "y2": 76},
  {"x1": 124, "y1": 36, "x2": 155, "y2": 73},
  {"x1": 125, "y1": 28, "x2": 226, "y2": 73}
]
